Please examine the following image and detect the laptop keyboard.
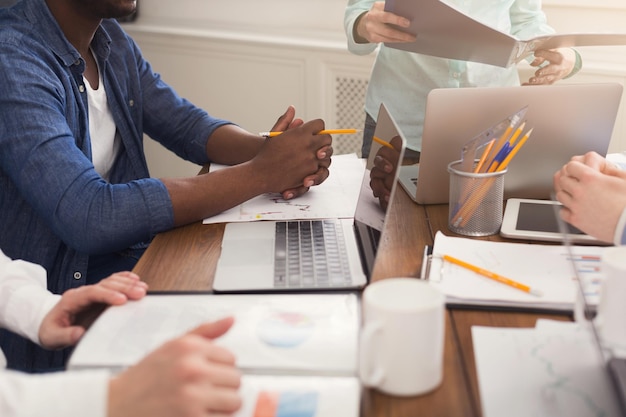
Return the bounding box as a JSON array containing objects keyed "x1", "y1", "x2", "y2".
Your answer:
[{"x1": 274, "y1": 220, "x2": 352, "y2": 288}]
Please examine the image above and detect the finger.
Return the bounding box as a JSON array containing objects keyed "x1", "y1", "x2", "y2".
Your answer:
[
  {"x1": 205, "y1": 388, "x2": 243, "y2": 414},
  {"x1": 287, "y1": 118, "x2": 304, "y2": 130},
  {"x1": 56, "y1": 325, "x2": 87, "y2": 347},
  {"x1": 302, "y1": 167, "x2": 330, "y2": 187},
  {"x1": 98, "y1": 274, "x2": 148, "y2": 300},
  {"x1": 270, "y1": 106, "x2": 296, "y2": 132},
  {"x1": 281, "y1": 185, "x2": 309, "y2": 200},
  {"x1": 190, "y1": 316, "x2": 235, "y2": 341},
  {"x1": 317, "y1": 145, "x2": 333, "y2": 161},
  {"x1": 63, "y1": 285, "x2": 130, "y2": 311}
]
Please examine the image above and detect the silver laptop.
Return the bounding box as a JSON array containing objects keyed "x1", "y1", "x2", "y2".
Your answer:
[
  {"x1": 212, "y1": 103, "x2": 406, "y2": 293},
  {"x1": 399, "y1": 83, "x2": 623, "y2": 204}
]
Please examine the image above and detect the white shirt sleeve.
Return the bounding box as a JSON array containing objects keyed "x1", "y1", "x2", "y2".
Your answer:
[
  {"x1": 0, "y1": 250, "x2": 111, "y2": 417},
  {"x1": 0, "y1": 251, "x2": 60, "y2": 344},
  {"x1": 0, "y1": 367, "x2": 110, "y2": 417}
]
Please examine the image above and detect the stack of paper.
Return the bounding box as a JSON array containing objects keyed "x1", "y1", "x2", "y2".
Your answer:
[{"x1": 68, "y1": 293, "x2": 361, "y2": 417}]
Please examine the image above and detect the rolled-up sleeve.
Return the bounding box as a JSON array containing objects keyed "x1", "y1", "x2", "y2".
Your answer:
[{"x1": 345, "y1": 0, "x2": 378, "y2": 55}]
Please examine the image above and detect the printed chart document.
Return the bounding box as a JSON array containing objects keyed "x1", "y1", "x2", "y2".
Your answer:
[
  {"x1": 473, "y1": 320, "x2": 622, "y2": 417},
  {"x1": 68, "y1": 293, "x2": 361, "y2": 417},
  {"x1": 203, "y1": 153, "x2": 365, "y2": 224},
  {"x1": 384, "y1": 0, "x2": 626, "y2": 68},
  {"x1": 427, "y1": 231, "x2": 606, "y2": 312}
]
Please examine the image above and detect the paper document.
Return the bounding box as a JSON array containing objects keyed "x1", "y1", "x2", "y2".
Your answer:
[
  {"x1": 427, "y1": 231, "x2": 607, "y2": 312},
  {"x1": 384, "y1": 0, "x2": 626, "y2": 67},
  {"x1": 68, "y1": 293, "x2": 361, "y2": 417},
  {"x1": 203, "y1": 153, "x2": 365, "y2": 224},
  {"x1": 473, "y1": 320, "x2": 622, "y2": 417},
  {"x1": 68, "y1": 293, "x2": 359, "y2": 375}
]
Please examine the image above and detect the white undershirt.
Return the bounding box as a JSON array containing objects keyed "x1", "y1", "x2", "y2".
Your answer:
[{"x1": 84, "y1": 60, "x2": 120, "y2": 182}]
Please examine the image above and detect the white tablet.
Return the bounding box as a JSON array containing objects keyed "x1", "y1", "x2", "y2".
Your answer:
[{"x1": 500, "y1": 198, "x2": 605, "y2": 244}]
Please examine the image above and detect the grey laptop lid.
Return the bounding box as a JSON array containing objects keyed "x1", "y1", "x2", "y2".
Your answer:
[{"x1": 401, "y1": 83, "x2": 623, "y2": 204}]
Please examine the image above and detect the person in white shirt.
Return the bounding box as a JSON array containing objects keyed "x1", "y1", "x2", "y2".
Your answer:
[
  {"x1": 554, "y1": 151, "x2": 626, "y2": 245},
  {"x1": 0, "y1": 249, "x2": 242, "y2": 417}
]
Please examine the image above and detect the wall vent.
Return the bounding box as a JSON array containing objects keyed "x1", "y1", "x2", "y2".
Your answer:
[{"x1": 334, "y1": 76, "x2": 369, "y2": 156}]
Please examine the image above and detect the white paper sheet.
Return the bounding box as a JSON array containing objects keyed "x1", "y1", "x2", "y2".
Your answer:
[
  {"x1": 203, "y1": 154, "x2": 366, "y2": 224},
  {"x1": 473, "y1": 320, "x2": 622, "y2": 417}
]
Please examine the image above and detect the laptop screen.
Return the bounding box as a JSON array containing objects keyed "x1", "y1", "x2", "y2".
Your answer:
[{"x1": 353, "y1": 103, "x2": 407, "y2": 277}]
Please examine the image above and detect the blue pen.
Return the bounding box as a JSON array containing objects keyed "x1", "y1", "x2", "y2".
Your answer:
[{"x1": 486, "y1": 142, "x2": 510, "y2": 173}]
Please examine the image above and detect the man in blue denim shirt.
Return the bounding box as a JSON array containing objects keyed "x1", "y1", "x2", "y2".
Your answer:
[{"x1": 0, "y1": 0, "x2": 333, "y2": 372}]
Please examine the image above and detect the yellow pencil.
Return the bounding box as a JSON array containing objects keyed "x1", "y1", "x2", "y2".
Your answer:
[
  {"x1": 442, "y1": 254, "x2": 542, "y2": 296},
  {"x1": 506, "y1": 121, "x2": 526, "y2": 146},
  {"x1": 473, "y1": 138, "x2": 496, "y2": 173},
  {"x1": 260, "y1": 129, "x2": 360, "y2": 137},
  {"x1": 372, "y1": 135, "x2": 394, "y2": 149}
]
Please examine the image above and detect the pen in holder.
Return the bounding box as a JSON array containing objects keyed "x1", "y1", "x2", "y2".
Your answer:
[{"x1": 447, "y1": 160, "x2": 506, "y2": 236}]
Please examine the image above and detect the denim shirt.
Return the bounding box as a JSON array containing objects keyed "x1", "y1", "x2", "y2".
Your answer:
[{"x1": 0, "y1": 0, "x2": 232, "y2": 371}]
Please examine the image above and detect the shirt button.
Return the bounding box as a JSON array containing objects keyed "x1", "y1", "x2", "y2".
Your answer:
[
  {"x1": 79, "y1": 85, "x2": 85, "y2": 93},
  {"x1": 129, "y1": 99, "x2": 134, "y2": 107},
  {"x1": 73, "y1": 271, "x2": 82, "y2": 280}
]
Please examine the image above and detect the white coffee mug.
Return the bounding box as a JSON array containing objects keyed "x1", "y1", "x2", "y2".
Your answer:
[
  {"x1": 596, "y1": 246, "x2": 626, "y2": 354},
  {"x1": 359, "y1": 278, "x2": 445, "y2": 396}
]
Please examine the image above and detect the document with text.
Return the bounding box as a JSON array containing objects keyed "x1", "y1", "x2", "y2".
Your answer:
[
  {"x1": 427, "y1": 231, "x2": 607, "y2": 312},
  {"x1": 68, "y1": 293, "x2": 361, "y2": 417}
]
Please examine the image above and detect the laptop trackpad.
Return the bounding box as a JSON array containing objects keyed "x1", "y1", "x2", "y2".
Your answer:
[{"x1": 220, "y1": 239, "x2": 274, "y2": 266}]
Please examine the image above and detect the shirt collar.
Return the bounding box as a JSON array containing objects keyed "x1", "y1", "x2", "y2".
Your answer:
[{"x1": 21, "y1": 0, "x2": 112, "y2": 68}]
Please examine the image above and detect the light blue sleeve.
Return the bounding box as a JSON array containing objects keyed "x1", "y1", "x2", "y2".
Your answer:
[
  {"x1": 344, "y1": 0, "x2": 378, "y2": 55},
  {"x1": 508, "y1": 0, "x2": 555, "y2": 40}
]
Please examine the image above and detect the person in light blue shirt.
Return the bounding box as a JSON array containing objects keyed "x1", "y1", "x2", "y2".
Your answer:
[
  {"x1": 344, "y1": 0, "x2": 582, "y2": 158},
  {"x1": 0, "y1": 0, "x2": 332, "y2": 373},
  {"x1": 554, "y1": 152, "x2": 626, "y2": 246}
]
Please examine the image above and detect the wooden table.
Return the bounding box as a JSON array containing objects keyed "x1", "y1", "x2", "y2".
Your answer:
[{"x1": 133, "y1": 183, "x2": 571, "y2": 417}]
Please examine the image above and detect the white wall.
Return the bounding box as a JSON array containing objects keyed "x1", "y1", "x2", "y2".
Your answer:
[{"x1": 127, "y1": 0, "x2": 626, "y2": 178}]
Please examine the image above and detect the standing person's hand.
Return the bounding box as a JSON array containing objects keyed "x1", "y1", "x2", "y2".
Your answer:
[
  {"x1": 108, "y1": 317, "x2": 242, "y2": 417},
  {"x1": 353, "y1": 2, "x2": 416, "y2": 44},
  {"x1": 523, "y1": 48, "x2": 578, "y2": 85}
]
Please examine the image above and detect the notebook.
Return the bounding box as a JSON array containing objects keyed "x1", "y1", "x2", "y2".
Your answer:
[
  {"x1": 399, "y1": 83, "x2": 623, "y2": 204},
  {"x1": 212, "y1": 103, "x2": 407, "y2": 292}
]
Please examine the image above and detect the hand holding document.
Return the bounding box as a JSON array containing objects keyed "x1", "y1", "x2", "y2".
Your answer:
[{"x1": 384, "y1": 0, "x2": 626, "y2": 67}]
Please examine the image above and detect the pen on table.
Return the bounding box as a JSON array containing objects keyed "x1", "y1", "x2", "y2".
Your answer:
[
  {"x1": 259, "y1": 128, "x2": 361, "y2": 137},
  {"x1": 372, "y1": 135, "x2": 395, "y2": 150},
  {"x1": 442, "y1": 254, "x2": 543, "y2": 297}
]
